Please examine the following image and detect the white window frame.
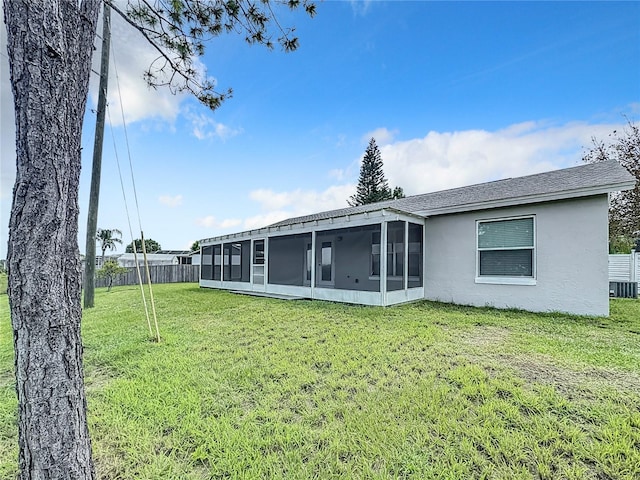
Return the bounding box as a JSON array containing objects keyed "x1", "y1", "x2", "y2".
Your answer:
[{"x1": 475, "y1": 215, "x2": 536, "y2": 286}]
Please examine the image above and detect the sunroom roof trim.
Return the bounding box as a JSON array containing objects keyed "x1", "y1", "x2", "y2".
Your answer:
[{"x1": 200, "y1": 207, "x2": 421, "y2": 245}]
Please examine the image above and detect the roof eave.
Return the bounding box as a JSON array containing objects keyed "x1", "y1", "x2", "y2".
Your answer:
[
  {"x1": 200, "y1": 177, "x2": 636, "y2": 243},
  {"x1": 200, "y1": 207, "x2": 422, "y2": 245},
  {"x1": 416, "y1": 180, "x2": 636, "y2": 217}
]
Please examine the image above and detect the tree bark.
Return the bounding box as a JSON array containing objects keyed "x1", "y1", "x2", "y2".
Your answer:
[{"x1": 4, "y1": 1, "x2": 101, "y2": 478}]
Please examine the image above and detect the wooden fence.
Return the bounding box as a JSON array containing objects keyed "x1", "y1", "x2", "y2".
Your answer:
[{"x1": 94, "y1": 264, "x2": 200, "y2": 288}]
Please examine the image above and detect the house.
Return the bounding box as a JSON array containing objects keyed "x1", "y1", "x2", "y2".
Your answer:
[
  {"x1": 199, "y1": 160, "x2": 635, "y2": 316},
  {"x1": 116, "y1": 250, "x2": 191, "y2": 267},
  {"x1": 189, "y1": 250, "x2": 201, "y2": 266}
]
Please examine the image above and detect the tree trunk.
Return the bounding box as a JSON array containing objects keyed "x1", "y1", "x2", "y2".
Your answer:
[{"x1": 4, "y1": 1, "x2": 101, "y2": 478}]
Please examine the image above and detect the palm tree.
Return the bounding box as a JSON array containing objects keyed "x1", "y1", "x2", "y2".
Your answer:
[{"x1": 96, "y1": 228, "x2": 123, "y2": 266}]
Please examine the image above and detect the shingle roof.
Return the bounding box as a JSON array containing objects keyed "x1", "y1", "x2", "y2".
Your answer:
[{"x1": 269, "y1": 160, "x2": 635, "y2": 227}]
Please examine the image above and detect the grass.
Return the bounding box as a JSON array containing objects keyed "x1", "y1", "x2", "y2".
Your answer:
[{"x1": 0, "y1": 284, "x2": 639, "y2": 479}]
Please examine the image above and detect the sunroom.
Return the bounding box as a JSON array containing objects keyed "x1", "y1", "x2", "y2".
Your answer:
[{"x1": 199, "y1": 208, "x2": 426, "y2": 306}]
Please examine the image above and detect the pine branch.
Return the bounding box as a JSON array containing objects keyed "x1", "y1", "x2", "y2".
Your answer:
[{"x1": 106, "y1": 0, "x2": 315, "y2": 111}]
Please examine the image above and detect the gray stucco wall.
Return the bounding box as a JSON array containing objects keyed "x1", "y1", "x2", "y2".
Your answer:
[{"x1": 424, "y1": 195, "x2": 610, "y2": 316}]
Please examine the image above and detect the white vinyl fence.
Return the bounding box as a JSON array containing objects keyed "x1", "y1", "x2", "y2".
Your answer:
[{"x1": 608, "y1": 252, "x2": 639, "y2": 284}]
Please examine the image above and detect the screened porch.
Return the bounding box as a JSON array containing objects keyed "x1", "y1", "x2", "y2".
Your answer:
[{"x1": 199, "y1": 210, "x2": 426, "y2": 306}]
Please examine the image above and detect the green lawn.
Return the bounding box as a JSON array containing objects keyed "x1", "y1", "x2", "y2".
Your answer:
[{"x1": 1, "y1": 284, "x2": 639, "y2": 479}]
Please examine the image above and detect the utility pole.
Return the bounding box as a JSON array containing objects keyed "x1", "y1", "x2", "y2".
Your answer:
[{"x1": 84, "y1": 4, "x2": 111, "y2": 308}]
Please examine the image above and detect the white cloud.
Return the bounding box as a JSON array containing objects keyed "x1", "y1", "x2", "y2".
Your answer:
[
  {"x1": 243, "y1": 211, "x2": 292, "y2": 230},
  {"x1": 196, "y1": 184, "x2": 356, "y2": 233},
  {"x1": 350, "y1": 0, "x2": 373, "y2": 16},
  {"x1": 328, "y1": 168, "x2": 347, "y2": 181},
  {"x1": 195, "y1": 216, "x2": 217, "y2": 228},
  {"x1": 249, "y1": 184, "x2": 355, "y2": 215},
  {"x1": 195, "y1": 215, "x2": 241, "y2": 229},
  {"x1": 91, "y1": 7, "x2": 222, "y2": 128},
  {"x1": 187, "y1": 111, "x2": 242, "y2": 141},
  {"x1": 328, "y1": 156, "x2": 360, "y2": 182},
  {"x1": 158, "y1": 194, "x2": 183, "y2": 207},
  {"x1": 88, "y1": 12, "x2": 187, "y2": 126},
  {"x1": 237, "y1": 184, "x2": 356, "y2": 230},
  {"x1": 234, "y1": 119, "x2": 628, "y2": 233},
  {"x1": 379, "y1": 120, "x2": 623, "y2": 195},
  {"x1": 249, "y1": 189, "x2": 295, "y2": 211},
  {"x1": 362, "y1": 127, "x2": 397, "y2": 146},
  {"x1": 220, "y1": 218, "x2": 242, "y2": 229},
  {"x1": 335, "y1": 133, "x2": 347, "y2": 147}
]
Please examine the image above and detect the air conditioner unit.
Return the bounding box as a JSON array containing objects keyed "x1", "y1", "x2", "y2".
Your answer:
[{"x1": 609, "y1": 281, "x2": 638, "y2": 298}]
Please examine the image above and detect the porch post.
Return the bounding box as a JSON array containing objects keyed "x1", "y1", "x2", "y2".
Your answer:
[
  {"x1": 264, "y1": 238, "x2": 269, "y2": 288},
  {"x1": 404, "y1": 221, "x2": 409, "y2": 291},
  {"x1": 249, "y1": 239, "x2": 254, "y2": 286},
  {"x1": 221, "y1": 243, "x2": 225, "y2": 282},
  {"x1": 381, "y1": 221, "x2": 388, "y2": 306},
  {"x1": 311, "y1": 230, "x2": 317, "y2": 299},
  {"x1": 423, "y1": 219, "x2": 427, "y2": 292}
]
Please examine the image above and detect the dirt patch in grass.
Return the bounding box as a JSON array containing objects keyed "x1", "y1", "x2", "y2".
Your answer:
[
  {"x1": 0, "y1": 371, "x2": 13, "y2": 390},
  {"x1": 503, "y1": 353, "x2": 640, "y2": 399},
  {"x1": 437, "y1": 324, "x2": 511, "y2": 351},
  {"x1": 462, "y1": 325, "x2": 510, "y2": 348},
  {"x1": 84, "y1": 367, "x2": 117, "y2": 393}
]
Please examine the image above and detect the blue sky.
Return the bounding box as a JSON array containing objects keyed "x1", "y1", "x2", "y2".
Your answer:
[{"x1": 1, "y1": 1, "x2": 639, "y2": 258}]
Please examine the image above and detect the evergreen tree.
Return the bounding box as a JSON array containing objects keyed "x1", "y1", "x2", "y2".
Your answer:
[
  {"x1": 392, "y1": 186, "x2": 405, "y2": 199},
  {"x1": 349, "y1": 138, "x2": 392, "y2": 206},
  {"x1": 349, "y1": 138, "x2": 405, "y2": 206}
]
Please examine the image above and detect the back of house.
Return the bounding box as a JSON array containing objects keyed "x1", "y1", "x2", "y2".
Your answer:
[{"x1": 198, "y1": 160, "x2": 635, "y2": 316}]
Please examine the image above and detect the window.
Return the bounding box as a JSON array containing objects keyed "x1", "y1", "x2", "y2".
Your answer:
[{"x1": 477, "y1": 216, "x2": 535, "y2": 283}]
